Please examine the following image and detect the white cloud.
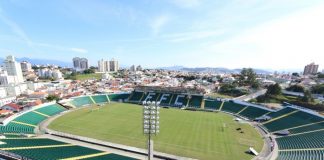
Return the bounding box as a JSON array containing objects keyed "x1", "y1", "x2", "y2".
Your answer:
[
  {"x1": 150, "y1": 15, "x2": 170, "y2": 35},
  {"x1": 203, "y1": 4, "x2": 324, "y2": 70},
  {"x1": 70, "y1": 48, "x2": 88, "y2": 53},
  {"x1": 0, "y1": 8, "x2": 33, "y2": 46},
  {"x1": 164, "y1": 30, "x2": 226, "y2": 42},
  {"x1": 169, "y1": 0, "x2": 200, "y2": 9}
]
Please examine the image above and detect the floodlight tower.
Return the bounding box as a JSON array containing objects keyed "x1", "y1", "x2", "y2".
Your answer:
[{"x1": 143, "y1": 101, "x2": 160, "y2": 160}]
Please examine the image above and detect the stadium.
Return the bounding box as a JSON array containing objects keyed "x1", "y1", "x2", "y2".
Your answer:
[{"x1": 0, "y1": 87, "x2": 323, "y2": 160}]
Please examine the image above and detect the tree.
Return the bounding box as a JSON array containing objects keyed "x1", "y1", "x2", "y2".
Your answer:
[
  {"x1": 83, "y1": 69, "x2": 95, "y2": 74},
  {"x1": 311, "y1": 84, "x2": 324, "y2": 94},
  {"x1": 266, "y1": 83, "x2": 282, "y2": 96},
  {"x1": 292, "y1": 72, "x2": 299, "y2": 77},
  {"x1": 46, "y1": 95, "x2": 60, "y2": 102},
  {"x1": 318, "y1": 73, "x2": 324, "y2": 78},
  {"x1": 300, "y1": 90, "x2": 314, "y2": 103},
  {"x1": 238, "y1": 68, "x2": 259, "y2": 88},
  {"x1": 286, "y1": 85, "x2": 305, "y2": 92}
]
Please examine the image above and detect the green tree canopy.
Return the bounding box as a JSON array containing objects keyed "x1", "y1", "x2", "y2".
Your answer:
[
  {"x1": 238, "y1": 68, "x2": 259, "y2": 89},
  {"x1": 286, "y1": 85, "x2": 305, "y2": 92},
  {"x1": 46, "y1": 95, "x2": 60, "y2": 102},
  {"x1": 266, "y1": 83, "x2": 282, "y2": 96}
]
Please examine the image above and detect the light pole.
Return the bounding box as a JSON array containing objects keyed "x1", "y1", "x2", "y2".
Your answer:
[{"x1": 143, "y1": 101, "x2": 160, "y2": 160}]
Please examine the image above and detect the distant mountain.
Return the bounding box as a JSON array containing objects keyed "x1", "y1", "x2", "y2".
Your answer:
[
  {"x1": 158, "y1": 66, "x2": 272, "y2": 74},
  {"x1": 0, "y1": 57, "x2": 71, "y2": 67},
  {"x1": 159, "y1": 65, "x2": 185, "y2": 71}
]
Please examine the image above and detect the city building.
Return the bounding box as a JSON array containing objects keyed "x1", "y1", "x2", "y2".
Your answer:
[
  {"x1": 130, "y1": 65, "x2": 136, "y2": 72},
  {"x1": 0, "y1": 87, "x2": 7, "y2": 98},
  {"x1": 3, "y1": 55, "x2": 24, "y2": 83},
  {"x1": 20, "y1": 61, "x2": 32, "y2": 72},
  {"x1": 109, "y1": 58, "x2": 119, "y2": 72},
  {"x1": 37, "y1": 68, "x2": 63, "y2": 80},
  {"x1": 98, "y1": 59, "x2": 111, "y2": 72},
  {"x1": 303, "y1": 62, "x2": 319, "y2": 75},
  {"x1": 73, "y1": 57, "x2": 88, "y2": 71},
  {"x1": 136, "y1": 65, "x2": 143, "y2": 71}
]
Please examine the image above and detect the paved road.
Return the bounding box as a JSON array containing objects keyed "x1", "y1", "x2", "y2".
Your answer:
[{"x1": 234, "y1": 89, "x2": 267, "y2": 101}]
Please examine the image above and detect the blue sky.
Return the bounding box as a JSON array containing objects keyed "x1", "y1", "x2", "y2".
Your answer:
[{"x1": 0, "y1": 0, "x2": 323, "y2": 71}]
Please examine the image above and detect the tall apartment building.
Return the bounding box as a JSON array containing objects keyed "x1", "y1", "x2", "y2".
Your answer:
[
  {"x1": 98, "y1": 59, "x2": 109, "y2": 72},
  {"x1": 20, "y1": 61, "x2": 32, "y2": 72},
  {"x1": 109, "y1": 58, "x2": 119, "y2": 72},
  {"x1": 97, "y1": 58, "x2": 119, "y2": 72},
  {"x1": 73, "y1": 57, "x2": 88, "y2": 71},
  {"x1": 3, "y1": 55, "x2": 24, "y2": 84},
  {"x1": 303, "y1": 62, "x2": 319, "y2": 75}
]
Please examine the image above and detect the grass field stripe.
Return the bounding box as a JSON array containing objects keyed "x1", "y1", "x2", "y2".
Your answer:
[
  {"x1": 60, "y1": 152, "x2": 110, "y2": 160},
  {"x1": 32, "y1": 110, "x2": 50, "y2": 117},
  {"x1": 11, "y1": 121, "x2": 37, "y2": 128},
  {"x1": 262, "y1": 110, "x2": 299, "y2": 125},
  {"x1": 0, "y1": 144, "x2": 74, "y2": 151},
  {"x1": 107, "y1": 95, "x2": 111, "y2": 102},
  {"x1": 219, "y1": 101, "x2": 225, "y2": 111},
  {"x1": 279, "y1": 148, "x2": 324, "y2": 152},
  {"x1": 271, "y1": 120, "x2": 324, "y2": 133},
  {"x1": 236, "y1": 106, "x2": 248, "y2": 115},
  {"x1": 89, "y1": 96, "x2": 96, "y2": 104}
]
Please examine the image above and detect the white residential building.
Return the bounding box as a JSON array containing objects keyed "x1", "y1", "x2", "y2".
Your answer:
[
  {"x1": 37, "y1": 68, "x2": 63, "y2": 80},
  {"x1": 98, "y1": 59, "x2": 111, "y2": 72},
  {"x1": 20, "y1": 61, "x2": 32, "y2": 72},
  {"x1": 3, "y1": 55, "x2": 24, "y2": 84},
  {"x1": 109, "y1": 58, "x2": 119, "y2": 72},
  {"x1": 73, "y1": 57, "x2": 88, "y2": 71},
  {"x1": 0, "y1": 87, "x2": 7, "y2": 98},
  {"x1": 130, "y1": 65, "x2": 136, "y2": 72}
]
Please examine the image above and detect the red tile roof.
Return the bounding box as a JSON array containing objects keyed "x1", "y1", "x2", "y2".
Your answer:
[{"x1": 3, "y1": 103, "x2": 22, "y2": 110}]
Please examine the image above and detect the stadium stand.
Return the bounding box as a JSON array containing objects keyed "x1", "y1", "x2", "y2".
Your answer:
[
  {"x1": 82, "y1": 153, "x2": 138, "y2": 160},
  {"x1": 91, "y1": 95, "x2": 109, "y2": 104},
  {"x1": 71, "y1": 96, "x2": 94, "y2": 107},
  {"x1": 221, "y1": 101, "x2": 246, "y2": 114},
  {"x1": 108, "y1": 93, "x2": 130, "y2": 102},
  {"x1": 238, "y1": 106, "x2": 269, "y2": 119},
  {"x1": 128, "y1": 91, "x2": 144, "y2": 102},
  {"x1": 266, "y1": 107, "x2": 296, "y2": 119},
  {"x1": 203, "y1": 99, "x2": 222, "y2": 110},
  {"x1": 0, "y1": 122, "x2": 34, "y2": 134},
  {"x1": 170, "y1": 94, "x2": 188, "y2": 107},
  {"x1": 2, "y1": 91, "x2": 324, "y2": 160},
  {"x1": 263, "y1": 110, "x2": 323, "y2": 132},
  {"x1": 188, "y1": 95, "x2": 203, "y2": 108},
  {"x1": 159, "y1": 93, "x2": 173, "y2": 106},
  {"x1": 288, "y1": 121, "x2": 324, "y2": 134},
  {"x1": 12, "y1": 112, "x2": 47, "y2": 125},
  {"x1": 278, "y1": 150, "x2": 324, "y2": 160},
  {"x1": 276, "y1": 130, "x2": 324, "y2": 150},
  {"x1": 0, "y1": 137, "x2": 138, "y2": 160},
  {"x1": 35, "y1": 104, "x2": 66, "y2": 116}
]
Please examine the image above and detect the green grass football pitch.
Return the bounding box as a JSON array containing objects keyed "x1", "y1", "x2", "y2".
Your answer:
[{"x1": 49, "y1": 103, "x2": 264, "y2": 160}]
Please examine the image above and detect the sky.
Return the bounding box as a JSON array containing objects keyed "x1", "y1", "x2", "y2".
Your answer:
[{"x1": 0, "y1": 0, "x2": 324, "y2": 71}]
